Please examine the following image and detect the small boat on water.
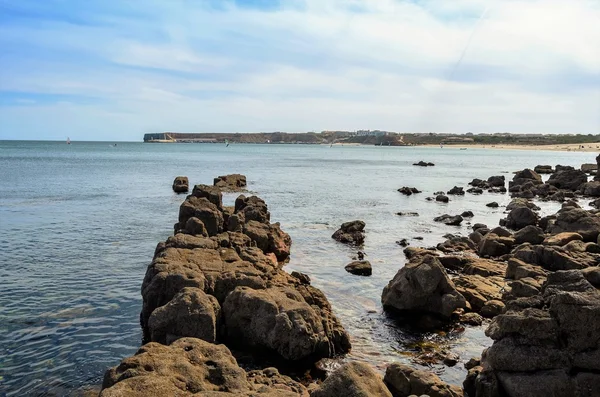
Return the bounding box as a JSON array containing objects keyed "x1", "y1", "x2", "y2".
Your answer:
[{"x1": 67, "y1": 137, "x2": 71, "y2": 145}]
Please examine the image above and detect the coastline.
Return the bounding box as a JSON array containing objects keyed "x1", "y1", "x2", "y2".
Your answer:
[{"x1": 419, "y1": 143, "x2": 600, "y2": 152}]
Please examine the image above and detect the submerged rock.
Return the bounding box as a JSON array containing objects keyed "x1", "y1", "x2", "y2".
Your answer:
[
  {"x1": 414, "y1": 161, "x2": 435, "y2": 167},
  {"x1": 434, "y1": 214, "x2": 463, "y2": 226},
  {"x1": 398, "y1": 187, "x2": 422, "y2": 195}
]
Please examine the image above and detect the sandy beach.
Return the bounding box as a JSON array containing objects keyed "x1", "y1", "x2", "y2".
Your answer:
[{"x1": 420, "y1": 143, "x2": 600, "y2": 152}]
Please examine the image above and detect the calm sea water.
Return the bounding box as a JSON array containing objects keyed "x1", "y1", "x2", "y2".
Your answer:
[{"x1": 0, "y1": 141, "x2": 594, "y2": 396}]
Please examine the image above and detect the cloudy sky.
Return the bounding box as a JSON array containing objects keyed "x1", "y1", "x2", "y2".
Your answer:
[{"x1": 0, "y1": 0, "x2": 599, "y2": 141}]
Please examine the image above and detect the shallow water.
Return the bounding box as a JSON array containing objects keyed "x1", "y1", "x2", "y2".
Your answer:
[{"x1": 0, "y1": 141, "x2": 594, "y2": 395}]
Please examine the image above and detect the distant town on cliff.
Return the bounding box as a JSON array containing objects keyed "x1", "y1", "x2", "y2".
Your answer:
[{"x1": 144, "y1": 131, "x2": 600, "y2": 146}]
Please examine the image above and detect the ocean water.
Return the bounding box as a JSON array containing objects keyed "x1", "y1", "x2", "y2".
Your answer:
[{"x1": 0, "y1": 140, "x2": 595, "y2": 396}]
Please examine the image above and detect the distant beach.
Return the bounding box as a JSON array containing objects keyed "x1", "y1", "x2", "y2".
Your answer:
[{"x1": 422, "y1": 143, "x2": 600, "y2": 152}]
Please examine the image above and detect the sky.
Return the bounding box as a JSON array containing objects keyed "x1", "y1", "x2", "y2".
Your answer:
[{"x1": 0, "y1": 0, "x2": 599, "y2": 141}]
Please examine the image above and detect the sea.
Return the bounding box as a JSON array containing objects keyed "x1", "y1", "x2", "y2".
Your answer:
[{"x1": 0, "y1": 140, "x2": 595, "y2": 396}]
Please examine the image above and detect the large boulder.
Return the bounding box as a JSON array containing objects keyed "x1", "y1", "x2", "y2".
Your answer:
[
  {"x1": 504, "y1": 207, "x2": 539, "y2": 230},
  {"x1": 384, "y1": 363, "x2": 463, "y2": 397},
  {"x1": 172, "y1": 176, "x2": 189, "y2": 193},
  {"x1": 547, "y1": 207, "x2": 600, "y2": 242},
  {"x1": 547, "y1": 168, "x2": 588, "y2": 191},
  {"x1": 582, "y1": 181, "x2": 600, "y2": 197},
  {"x1": 381, "y1": 255, "x2": 466, "y2": 323},
  {"x1": 222, "y1": 286, "x2": 351, "y2": 361},
  {"x1": 179, "y1": 196, "x2": 224, "y2": 236},
  {"x1": 311, "y1": 362, "x2": 392, "y2": 397},
  {"x1": 478, "y1": 233, "x2": 514, "y2": 257},
  {"x1": 513, "y1": 244, "x2": 597, "y2": 271},
  {"x1": 213, "y1": 174, "x2": 247, "y2": 191},
  {"x1": 513, "y1": 225, "x2": 545, "y2": 245},
  {"x1": 454, "y1": 275, "x2": 505, "y2": 313},
  {"x1": 511, "y1": 169, "x2": 542, "y2": 188},
  {"x1": 332, "y1": 220, "x2": 366, "y2": 246}
]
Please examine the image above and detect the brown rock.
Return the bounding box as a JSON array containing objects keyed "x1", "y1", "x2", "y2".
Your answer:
[
  {"x1": 332, "y1": 220, "x2": 366, "y2": 246},
  {"x1": 384, "y1": 363, "x2": 463, "y2": 397},
  {"x1": 172, "y1": 176, "x2": 189, "y2": 193},
  {"x1": 213, "y1": 174, "x2": 247, "y2": 191},
  {"x1": 345, "y1": 260, "x2": 372, "y2": 276},
  {"x1": 312, "y1": 362, "x2": 392, "y2": 397},
  {"x1": 543, "y1": 232, "x2": 583, "y2": 246}
]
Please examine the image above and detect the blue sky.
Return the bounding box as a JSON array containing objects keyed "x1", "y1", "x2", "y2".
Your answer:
[{"x1": 0, "y1": 0, "x2": 599, "y2": 141}]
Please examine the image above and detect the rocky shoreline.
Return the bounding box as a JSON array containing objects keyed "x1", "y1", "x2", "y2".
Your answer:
[{"x1": 101, "y1": 158, "x2": 600, "y2": 396}]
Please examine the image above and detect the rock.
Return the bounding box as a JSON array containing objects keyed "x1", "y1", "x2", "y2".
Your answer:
[
  {"x1": 513, "y1": 225, "x2": 545, "y2": 245},
  {"x1": 488, "y1": 175, "x2": 506, "y2": 187},
  {"x1": 469, "y1": 231, "x2": 484, "y2": 245},
  {"x1": 461, "y1": 211, "x2": 474, "y2": 218},
  {"x1": 172, "y1": 176, "x2": 189, "y2": 193},
  {"x1": 547, "y1": 169, "x2": 588, "y2": 191},
  {"x1": 291, "y1": 271, "x2": 311, "y2": 285},
  {"x1": 436, "y1": 195, "x2": 449, "y2": 203},
  {"x1": 581, "y1": 266, "x2": 600, "y2": 288},
  {"x1": 465, "y1": 357, "x2": 481, "y2": 370},
  {"x1": 490, "y1": 227, "x2": 512, "y2": 238},
  {"x1": 486, "y1": 202, "x2": 499, "y2": 208},
  {"x1": 506, "y1": 258, "x2": 547, "y2": 280},
  {"x1": 332, "y1": 220, "x2": 366, "y2": 246},
  {"x1": 473, "y1": 223, "x2": 488, "y2": 231},
  {"x1": 447, "y1": 186, "x2": 465, "y2": 195},
  {"x1": 506, "y1": 198, "x2": 541, "y2": 211},
  {"x1": 534, "y1": 165, "x2": 553, "y2": 174},
  {"x1": 312, "y1": 362, "x2": 392, "y2": 397},
  {"x1": 179, "y1": 196, "x2": 224, "y2": 236},
  {"x1": 504, "y1": 207, "x2": 539, "y2": 230},
  {"x1": 454, "y1": 275, "x2": 504, "y2": 313},
  {"x1": 101, "y1": 338, "x2": 252, "y2": 396},
  {"x1": 345, "y1": 260, "x2": 372, "y2": 276},
  {"x1": 511, "y1": 169, "x2": 543, "y2": 189},
  {"x1": 192, "y1": 184, "x2": 223, "y2": 209},
  {"x1": 467, "y1": 187, "x2": 484, "y2": 194},
  {"x1": 397, "y1": 239, "x2": 410, "y2": 247},
  {"x1": 463, "y1": 257, "x2": 507, "y2": 277},
  {"x1": 513, "y1": 243, "x2": 598, "y2": 271},
  {"x1": 222, "y1": 286, "x2": 351, "y2": 361},
  {"x1": 414, "y1": 161, "x2": 435, "y2": 167},
  {"x1": 437, "y1": 236, "x2": 477, "y2": 253},
  {"x1": 433, "y1": 214, "x2": 463, "y2": 226},
  {"x1": 382, "y1": 255, "x2": 466, "y2": 323},
  {"x1": 399, "y1": 187, "x2": 422, "y2": 195},
  {"x1": 479, "y1": 233, "x2": 514, "y2": 257},
  {"x1": 404, "y1": 247, "x2": 439, "y2": 260},
  {"x1": 213, "y1": 174, "x2": 247, "y2": 191},
  {"x1": 543, "y1": 232, "x2": 583, "y2": 246},
  {"x1": 397, "y1": 212, "x2": 419, "y2": 217},
  {"x1": 147, "y1": 287, "x2": 221, "y2": 344},
  {"x1": 582, "y1": 163, "x2": 598, "y2": 173},
  {"x1": 384, "y1": 363, "x2": 463, "y2": 397},
  {"x1": 547, "y1": 207, "x2": 600, "y2": 242},
  {"x1": 480, "y1": 300, "x2": 505, "y2": 318},
  {"x1": 460, "y1": 312, "x2": 484, "y2": 326},
  {"x1": 596, "y1": 154, "x2": 600, "y2": 181},
  {"x1": 582, "y1": 181, "x2": 600, "y2": 197}
]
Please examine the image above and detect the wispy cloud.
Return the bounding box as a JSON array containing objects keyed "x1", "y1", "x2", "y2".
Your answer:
[{"x1": 0, "y1": 0, "x2": 599, "y2": 140}]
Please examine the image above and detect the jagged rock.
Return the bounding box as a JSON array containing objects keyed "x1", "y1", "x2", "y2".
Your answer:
[
  {"x1": 384, "y1": 363, "x2": 463, "y2": 397},
  {"x1": 147, "y1": 287, "x2": 221, "y2": 344},
  {"x1": 506, "y1": 198, "x2": 540, "y2": 211},
  {"x1": 382, "y1": 255, "x2": 466, "y2": 323},
  {"x1": 332, "y1": 220, "x2": 365, "y2": 246},
  {"x1": 479, "y1": 233, "x2": 514, "y2": 257},
  {"x1": 543, "y1": 232, "x2": 583, "y2": 246},
  {"x1": 454, "y1": 275, "x2": 504, "y2": 313},
  {"x1": 345, "y1": 260, "x2": 372, "y2": 276},
  {"x1": 447, "y1": 186, "x2": 465, "y2": 195},
  {"x1": 397, "y1": 239, "x2": 410, "y2": 247},
  {"x1": 463, "y1": 258, "x2": 507, "y2": 277},
  {"x1": 179, "y1": 196, "x2": 224, "y2": 236},
  {"x1": 312, "y1": 362, "x2": 392, "y2": 397},
  {"x1": 434, "y1": 214, "x2": 463, "y2": 226},
  {"x1": 511, "y1": 169, "x2": 542, "y2": 190},
  {"x1": 437, "y1": 236, "x2": 477, "y2": 253},
  {"x1": 547, "y1": 168, "x2": 588, "y2": 191},
  {"x1": 291, "y1": 271, "x2": 311, "y2": 285},
  {"x1": 172, "y1": 176, "x2": 189, "y2": 193},
  {"x1": 513, "y1": 225, "x2": 545, "y2": 245},
  {"x1": 581, "y1": 266, "x2": 600, "y2": 288},
  {"x1": 467, "y1": 187, "x2": 484, "y2": 194},
  {"x1": 504, "y1": 207, "x2": 539, "y2": 230},
  {"x1": 548, "y1": 206, "x2": 600, "y2": 242},
  {"x1": 512, "y1": 244, "x2": 597, "y2": 271},
  {"x1": 506, "y1": 258, "x2": 547, "y2": 281},
  {"x1": 534, "y1": 165, "x2": 553, "y2": 174},
  {"x1": 404, "y1": 247, "x2": 439, "y2": 260},
  {"x1": 213, "y1": 174, "x2": 247, "y2": 191}
]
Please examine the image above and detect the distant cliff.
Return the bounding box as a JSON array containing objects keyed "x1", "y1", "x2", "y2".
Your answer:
[{"x1": 143, "y1": 132, "x2": 324, "y2": 144}]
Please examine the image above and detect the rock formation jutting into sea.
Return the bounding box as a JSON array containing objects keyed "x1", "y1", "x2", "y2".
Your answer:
[{"x1": 101, "y1": 158, "x2": 600, "y2": 396}]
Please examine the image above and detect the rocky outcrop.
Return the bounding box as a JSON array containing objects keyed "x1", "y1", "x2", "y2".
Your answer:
[
  {"x1": 332, "y1": 220, "x2": 365, "y2": 246},
  {"x1": 311, "y1": 362, "x2": 392, "y2": 397},
  {"x1": 382, "y1": 255, "x2": 467, "y2": 327},
  {"x1": 384, "y1": 363, "x2": 463, "y2": 397},
  {"x1": 454, "y1": 275, "x2": 505, "y2": 314},
  {"x1": 345, "y1": 260, "x2": 372, "y2": 276},
  {"x1": 434, "y1": 214, "x2": 463, "y2": 226},
  {"x1": 547, "y1": 168, "x2": 588, "y2": 191},
  {"x1": 398, "y1": 187, "x2": 421, "y2": 196},
  {"x1": 447, "y1": 186, "x2": 465, "y2": 195},
  {"x1": 473, "y1": 270, "x2": 600, "y2": 397},
  {"x1": 546, "y1": 205, "x2": 600, "y2": 242},
  {"x1": 213, "y1": 174, "x2": 247, "y2": 191},
  {"x1": 100, "y1": 338, "x2": 309, "y2": 396},
  {"x1": 172, "y1": 176, "x2": 189, "y2": 193},
  {"x1": 512, "y1": 243, "x2": 598, "y2": 271}
]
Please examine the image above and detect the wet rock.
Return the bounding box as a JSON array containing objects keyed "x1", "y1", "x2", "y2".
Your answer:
[
  {"x1": 461, "y1": 211, "x2": 474, "y2": 218},
  {"x1": 414, "y1": 161, "x2": 435, "y2": 167},
  {"x1": 467, "y1": 187, "x2": 484, "y2": 194},
  {"x1": 460, "y1": 312, "x2": 484, "y2": 326},
  {"x1": 213, "y1": 174, "x2": 247, "y2": 191},
  {"x1": 490, "y1": 227, "x2": 512, "y2": 238},
  {"x1": 384, "y1": 363, "x2": 463, "y2": 397},
  {"x1": 547, "y1": 168, "x2": 588, "y2": 191},
  {"x1": 469, "y1": 231, "x2": 484, "y2": 245},
  {"x1": 543, "y1": 232, "x2": 583, "y2": 246},
  {"x1": 399, "y1": 187, "x2": 422, "y2": 195},
  {"x1": 147, "y1": 287, "x2": 221, "y2": 344},
  {"x1": 480, "y1": 300, "x2": 505, "y2": 318},
  {"x1": 345, "y1": 260, "x2": 372, "y2": 276},
  {"x1": 487, "y1": 175, "x2": 506, "y2": 187},
  {"x1": 465, "y1": 357, "x2": 481, "y2": 370},
  {"x1": 513, "y1": 225, "x2": 545, "y2": 245},
  {"x1": 486, "y1": 202, "x2": 499, "y2": 208},
  {"x1": 534, "y1": 165, "x2": 553, "y2": 174},
  {"x1": 312, "y1": 362, "x2": 392, "y2": 397},
  {"x1": 447, "y1": 186, "x2": 465, "y2": 195},
  {"x1": 404, "y1": 247, "x2": 439, "y2": 260},
  {"x1": 172, "y1": 176, "x2": 189, "y2": 193},
  {"x1": 397, "y1": 212, "x2": 420, "y2": 217},
  {"x1": 473, "y1": 223, "x2": 488, "y2": 231},
  {"x1": 332, "y1": 220, "x2": 366, "y2": 246},
  {"x1": 382, "y1": 255, "x2": 467, "y2": 323},
  {"x1": 436, "y1": 194, "x2": 450, "y2": 203},
  {"x1": 504, "y1": 207, "x2": 539, "y2": 230},
  {"x1": 433, "y1": 214, "x2": 463, "y2": 226},
  {"x1": 397, "y1": 239, "x2": 410, "y2": 247},
  {"x1": 581, "y1": 163, "x2": 598, "y2": 173},
  {"x1": 479, "y1": 233, "x2": 514, "y2": 257},
  {"x1": 510, "y1": 169, "x2": 542, "y2": 190},
  {"x1": 223, "y1": 286, "x2": 350, "y2": 361}
]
